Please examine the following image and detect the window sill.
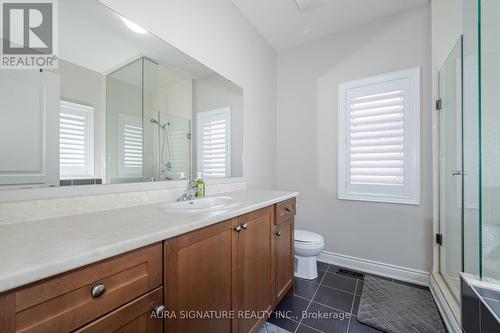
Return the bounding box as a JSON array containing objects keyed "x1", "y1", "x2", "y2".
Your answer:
[{"x1": 338, "y1": 194, "x2": 420, "y2": 205}]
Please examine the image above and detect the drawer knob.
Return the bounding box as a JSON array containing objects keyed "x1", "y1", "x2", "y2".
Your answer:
[
  {"x1": 285, "y1": 207, "x2": 292, "y2": 212},
  {"x1": 153, "y1": 305, "x2": 166, "y2": 318},
  {"x1": 275, "y1": 231, "x2": 281, "y2": 237},
  {"x1": 91, "y1": 283, "x2": 106, "y2": 298}
]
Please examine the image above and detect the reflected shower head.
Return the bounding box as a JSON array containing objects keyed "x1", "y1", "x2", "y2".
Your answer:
[{"x1": 151, "y1": 118, "x2": 166, "y2": 129}]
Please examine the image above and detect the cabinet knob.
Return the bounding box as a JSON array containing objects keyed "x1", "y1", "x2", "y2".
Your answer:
[
  {"x1": 275, "y1": 231, "x2": 281, "y2": 237},
  {"x1": 153, "y1": 305, "x2": 166, "y2": 317},
  {"x1": 285, "y1": 207, "x2": 292, "y2": 212},
  {"x1": 91, "y1": 283, "x2": 106, "y2": 298},
  {"x1": 241, "y1": 223, "x2": 248, "y2": 230},
  {"x1": 234, "y1": 225, "x2": 242, "y2": 232}
]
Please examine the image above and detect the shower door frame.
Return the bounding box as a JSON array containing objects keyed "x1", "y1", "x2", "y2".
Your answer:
[{"x1": 437, "y1": 36, "x2": 465, "y2": 303}]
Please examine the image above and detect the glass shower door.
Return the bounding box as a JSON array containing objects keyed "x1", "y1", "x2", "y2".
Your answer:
[{"x1": 438, "y1": 38, "x2": 463, "y2": 300}]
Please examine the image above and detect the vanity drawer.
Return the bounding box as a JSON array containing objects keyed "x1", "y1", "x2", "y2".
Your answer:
[
  {"x1": 0, "y1": 242, "x2": 162, "y2": 333},
  {"x1": 276, "y1": 198, "x2": 296, "y2": 224},
  {"x1": 74, "y1": 287, "x2": 163, "y2": 333}
]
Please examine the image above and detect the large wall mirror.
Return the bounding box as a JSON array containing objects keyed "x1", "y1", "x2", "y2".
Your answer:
[{"x1": 0, "y1": 0, "x2": 243, "y2": 188}]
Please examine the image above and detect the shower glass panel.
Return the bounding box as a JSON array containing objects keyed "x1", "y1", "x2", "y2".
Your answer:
[
  {"x1": 463, "y1": 0, "x2": 481, "y2": 277},
  {"x1": 107, "y1": 57, "x2": 193, "y2": 183},
  {"x1": 142, "y1": 58, "x2": 160, "y2": 182},
  {"x1": 438, "y1": 38, "x2": 463, "y2": 300},
  {"x1": 106, "y1": 59, "x2": 143, "y2": 184},
  {"x1": 480, "y1": 0, "x2": 500, "y2": 282}
]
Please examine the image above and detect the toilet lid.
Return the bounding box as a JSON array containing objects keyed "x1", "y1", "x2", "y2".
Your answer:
[{"x1": 294, "y1": 229, "x2": 324, "y2": 243}]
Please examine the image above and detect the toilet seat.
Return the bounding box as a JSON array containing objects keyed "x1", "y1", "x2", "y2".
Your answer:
[{"x1": 295, "y1": 229, "x2": 324, "y2": 244}]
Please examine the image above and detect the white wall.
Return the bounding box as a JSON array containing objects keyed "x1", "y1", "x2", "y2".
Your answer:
[
  {"x1": 159, "y1": 79, "x2": 193, "y2": 121},
  {"x1": 276, "y1": 4, "x2": 433, "y2": 272},
  {"x1": 431, "y1": 0, "x2": 463, "y2": 73},
  {"x1": 98, "y1": 0, "x2": 277, "y2": 189}
]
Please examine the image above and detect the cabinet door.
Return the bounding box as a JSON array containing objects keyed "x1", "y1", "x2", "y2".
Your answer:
[
  {"x1": 164, "y1": 218, "x2": 239, "y2": 333},
  {"x1": 0, "y1": 70, "x2": 60, "y2": 187},
  {"x1": 275, "y1": 218, "x2": 294, "y2": 304},
  {"x1": 237, "y1": 207, "x2": 274, "y2": 333},
  {"x1": 74, "y1": 287, "x2": 163, "y2": 333}
]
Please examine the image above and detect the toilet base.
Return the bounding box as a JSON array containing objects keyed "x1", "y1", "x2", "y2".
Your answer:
[{"x1": 294, "y1": 254, "x2": 319, "y2": 280}]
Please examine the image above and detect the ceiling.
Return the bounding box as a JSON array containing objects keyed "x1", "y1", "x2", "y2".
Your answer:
[
  {"x1": 59, "y1": 0, "x2": 213, "y2": 79},
  {"x1": 231, "y1": 0, "x2": 428, "y2": 51}
]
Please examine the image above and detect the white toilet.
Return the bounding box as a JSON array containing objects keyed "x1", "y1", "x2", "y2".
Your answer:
[{"x1": 294, "y1": 229, "x2": 325, "y2": 280}]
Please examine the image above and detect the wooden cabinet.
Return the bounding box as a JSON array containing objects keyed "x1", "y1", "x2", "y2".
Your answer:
[
  {"x1": 75, "y1": 287, "x2": 163, "y2": 333},
  {"x1": 0, "y1": 198, "x2": 296, "y2": 333},
  {"x1": 274, "y1": 218, "x2": 294, "y2": 304},
  {"x1": 164, "y1": 207, "x2": 277, "y2": 333},
  {"x1": 274, "y1": 198, "x2": 295, "y2": 305},
  {"x1": 276, "y1": 198, "x2": 297, "y2": 225},
  {"x1": 237, "y1": 207, "x2": 274, "y2": 333},
  {"x1": 164, "y1": 218, "x2": 239, "y2": 333},
  {"x1": 0, "y1": 243, "x2": 163, "y2": 333}
]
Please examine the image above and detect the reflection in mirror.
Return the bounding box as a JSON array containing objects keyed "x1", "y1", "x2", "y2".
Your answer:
[{"x1": 0, "y1": 0, "x2": 243, "y2": 188}]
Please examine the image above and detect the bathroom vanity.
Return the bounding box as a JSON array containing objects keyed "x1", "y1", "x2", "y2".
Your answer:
[{"x1": 0, "y1": 191, "x2": 297, "y2": 333}]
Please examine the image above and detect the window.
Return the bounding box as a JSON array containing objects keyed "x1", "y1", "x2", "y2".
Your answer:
[
  {"x1": 118, "y1": 114, "x2": 143, "y2": 177},
  {"x1": 338, "y1": 67, "x2": 420, "y2": 204},
  {"x1": 59, "y1": 101, "x2": 94, "y2": 179},
  {"x1": 197, "y1": 107, "x2": 231, "y2": 178}
]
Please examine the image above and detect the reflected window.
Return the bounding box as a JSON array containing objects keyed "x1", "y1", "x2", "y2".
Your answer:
[
  {"x1": 59, "y1": 101, "x2": 94, "y2": 179},
  {"x1": 197, "y1": 107, "x2": 231, "y2": 178},
  {"x1": 118, "y1": 114, "x2": 143, "y2": 177}
]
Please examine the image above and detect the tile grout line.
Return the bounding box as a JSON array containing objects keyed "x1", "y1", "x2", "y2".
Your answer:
[
  {"x1": 317, "y1": 280, "x2": 358, "y2": 296},
  {"x1": 293, "y1": 265, "x2": 330, "y2": 333},
  {"x1": 294, "y1": 294, "x2": 355, "y2": 316},
  {"x1": 297, "y1": 322, "x2": 325, "y2": 333},
  {"x1": 346, "y1": 279, "x2": 359, "y2": 333}
]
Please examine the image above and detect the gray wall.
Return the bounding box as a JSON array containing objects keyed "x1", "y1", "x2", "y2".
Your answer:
[{"x1": 276, "y1": 4, "x2": 433, "y2": 272}]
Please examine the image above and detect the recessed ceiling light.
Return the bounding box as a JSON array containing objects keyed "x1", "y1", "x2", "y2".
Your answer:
[
  {"x1": 120, "y1": 17, "x2": 148, "y2": 34},
  {"x1": 294, "y1": 0, "x2": 325, "y2": 12}
]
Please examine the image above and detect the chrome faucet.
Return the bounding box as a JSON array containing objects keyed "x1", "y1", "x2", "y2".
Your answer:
[{"x1": 177, "y1": 179, "x2": 198, "y2": 201}]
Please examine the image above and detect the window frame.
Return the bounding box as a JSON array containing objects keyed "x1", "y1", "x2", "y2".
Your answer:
[
  {"x1": 59, "y1": 100, "x2": 95, "y2": 180},
  {"x1": 337, "y1": 67, "x2": 421, "y2": 205}
]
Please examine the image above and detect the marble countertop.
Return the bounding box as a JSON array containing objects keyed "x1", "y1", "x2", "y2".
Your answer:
[{"x1": 0, "y1": 190, "x2": 297, "y2": 293}]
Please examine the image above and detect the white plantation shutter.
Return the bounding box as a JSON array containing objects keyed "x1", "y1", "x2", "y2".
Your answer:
[
  {"x1": 197, "y1": 108, "x2": 231, "y2": 178},
  {"x1": 59, "y1": 101, "x2": 94, "y2": 179},
  {"x1": 118, "y1": 114, "x2": 143, "y2": 177},
  {"x1": 338, "y1": 68, "x2": 420, "y2": 204}
]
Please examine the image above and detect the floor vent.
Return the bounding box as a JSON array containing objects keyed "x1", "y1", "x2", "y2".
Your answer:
[{"x1": 337, "y1": 268, "x2": 364, "y2": 279}]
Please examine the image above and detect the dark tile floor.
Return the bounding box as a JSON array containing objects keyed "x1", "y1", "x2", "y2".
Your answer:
[{"x1": 267, "y1": 262, "x2": 430, "y2": 333}]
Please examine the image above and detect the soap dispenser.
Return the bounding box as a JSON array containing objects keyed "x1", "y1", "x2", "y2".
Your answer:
[{"x1": 195, "y1": 173, "x2": 205, "y2": 198}]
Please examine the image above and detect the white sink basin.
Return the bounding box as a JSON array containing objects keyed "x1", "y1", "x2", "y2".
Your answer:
[{"x1": 161, "y1": 196, "x2": 239, "y2": 212}]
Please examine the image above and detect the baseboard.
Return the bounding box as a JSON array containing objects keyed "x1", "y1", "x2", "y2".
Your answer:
[
  {"x1": 429, "y1": 273, "x2": 462, "y2": 333},
  {"x1": 318, "y1": 250, "x2": 430, "y2": 286}
]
